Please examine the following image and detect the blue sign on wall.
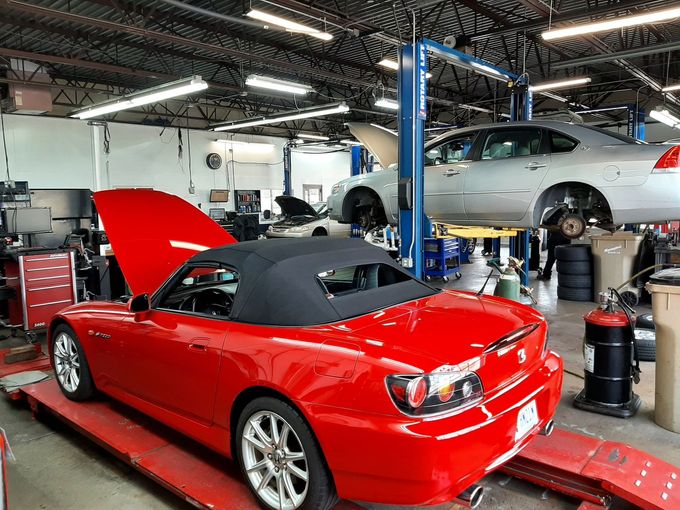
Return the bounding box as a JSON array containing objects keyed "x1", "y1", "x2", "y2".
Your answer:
[{"x1": 417, "y1": 43, "x2": 427, "y2": 120}]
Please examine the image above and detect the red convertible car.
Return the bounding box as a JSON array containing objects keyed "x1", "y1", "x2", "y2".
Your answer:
[{"x1": 49, "y1": 189, "x2": 563, "y2": 510}]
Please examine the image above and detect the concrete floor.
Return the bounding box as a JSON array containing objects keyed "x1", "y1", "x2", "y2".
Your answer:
[{"x1": 2, "y1": 245, "x2": 679, "y2": 510}]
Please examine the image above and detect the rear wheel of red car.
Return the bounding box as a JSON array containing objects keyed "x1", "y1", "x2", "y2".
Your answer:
[
  {"x1": 52, "y1": 324, "x2": 95, "y2": 401},
  {"x1": 237, "y1": 397, "x2": 337, "y2": 510}
]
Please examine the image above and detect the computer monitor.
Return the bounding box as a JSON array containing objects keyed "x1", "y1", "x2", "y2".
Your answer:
[
  {"x1": 209, "y1": 208, "x2": 226, "y2": 221},
  {"x1": 4, "y1": 207, "x2": 53, "y2": 234},
  {"x1": 210, "y1": 189, "x2": 230, "y2": 202}
]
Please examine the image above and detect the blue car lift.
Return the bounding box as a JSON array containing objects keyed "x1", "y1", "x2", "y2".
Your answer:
[{"x1": 398, "y1": 39, "x2": 532, "y2": 284}]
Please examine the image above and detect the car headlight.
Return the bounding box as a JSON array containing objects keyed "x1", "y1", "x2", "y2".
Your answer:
[
  {"x1": 291, "y1": 225, "x2": 309, "y2": 232},
  {"x1": 386, "y1": 367, "x2": 483, "y2": 417},
  {"x1": 331, "y1": 183, "x2": 342, "y2": 194}
]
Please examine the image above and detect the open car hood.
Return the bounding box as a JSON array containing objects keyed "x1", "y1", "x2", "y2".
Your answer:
[
  {"x1": 347, "y1": 122, "x2": 398, "y2": 168},
  {"x1": 275, "y1": 195, "x2": 318, "y2": 218},
  {"x1": 94, "y1": 189, "x2": 236, "y2": 296}
]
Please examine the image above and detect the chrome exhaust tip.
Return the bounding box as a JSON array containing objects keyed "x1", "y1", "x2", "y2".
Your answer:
[
  {"x1": 540, "y1": 419, "x2": 555, "y2": 436},
  {"x1": 453, "y1": 484, "x2": 484, "y2": 509}
]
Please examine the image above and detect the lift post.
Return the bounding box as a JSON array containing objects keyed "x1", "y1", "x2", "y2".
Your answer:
[
  {"x1": 398, "y1": 39, "x2": 529, "y2": 281},
  {"x1": 282, "y1": 145, "x2": 292, "y2": 195}
]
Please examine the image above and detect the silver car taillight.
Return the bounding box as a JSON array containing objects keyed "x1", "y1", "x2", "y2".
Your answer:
[{"x1": 386, "y1": 368, "x2": 483, "y2": 417}]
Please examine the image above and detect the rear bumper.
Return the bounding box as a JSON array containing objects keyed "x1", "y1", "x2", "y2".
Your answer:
[{"x1": 301, "y1": 351, "x2": 563, "y2": 506}]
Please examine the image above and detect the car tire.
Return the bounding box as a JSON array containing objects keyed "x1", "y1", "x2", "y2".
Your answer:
[
  {"x1": 635, "y1": 328, "x2": 656, "y2": 362},
  {"x1": 236, "y1": 397, "x2": 338, "y2": 510},
  {"x1": 557, "y1": 286, "x2": 592, "y2": 302},
  {"x1": 556, "y1": 260, "x2": 592, "y2": 275},
  {"x1": 52, "y1": 324, "x2": 95, "y2": 401},
  {"x1": 636, "y1": 313, "x2": 655, "y2": 330},
  {"x1": 557, "y1": 273, "x2": 592, "y2": 288},
  {"x1": 555, "y1": 244, "x2": 591, "y2": 262},
  {"x1": 312, "y1": 228, "x2": 328, "y2": 236}
]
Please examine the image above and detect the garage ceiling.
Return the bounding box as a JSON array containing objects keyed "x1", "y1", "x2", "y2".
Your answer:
[{"x1": 0, "y1": 0, "x2": 678, "y2": 137}]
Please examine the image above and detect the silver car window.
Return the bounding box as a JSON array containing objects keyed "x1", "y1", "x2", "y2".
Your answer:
[
  {"x1": 481, "y1": 128, "x2": 542, "y2": 159},
  {"x1": 425, "y1": 134, "x2": 476, "y2": 166}
]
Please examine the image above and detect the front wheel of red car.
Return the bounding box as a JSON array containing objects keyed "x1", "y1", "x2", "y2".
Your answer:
[
  {"x1": 236, "y1": 397, "x2": 337, "y2": 510},
  {"x1": 52, "y1": 324, "x2": 95, "y2": 401}
]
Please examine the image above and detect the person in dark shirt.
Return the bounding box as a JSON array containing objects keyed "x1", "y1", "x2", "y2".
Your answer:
[{"x1": 537, "y1": 230, "x2": 570, "y2": 280}]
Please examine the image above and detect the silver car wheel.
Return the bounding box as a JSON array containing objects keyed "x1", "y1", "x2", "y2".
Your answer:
[
  {"x1": 241, "y1": 410, "x2": 309, "y2": 510},
  {"x1": 53, "y1": 332, "x2": 80, "y2": 393}
]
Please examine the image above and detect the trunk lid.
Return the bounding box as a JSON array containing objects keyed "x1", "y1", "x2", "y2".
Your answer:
[
  {"x1": 349, "y1": 290, "x2": 547, "y2": 392},
  {"x1": 275, "y1": 196, "x2": 318, "y2": 218},
  {"x1": 94, "y1": 189, "x2": 236, "y2": 296}
]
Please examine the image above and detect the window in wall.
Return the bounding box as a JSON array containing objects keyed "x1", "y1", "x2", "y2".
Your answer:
[
  {"x1": 550, "y1": 131, "x2": 579, "y2": 153},
  {"x1": 481, "y1": 129, "x2": 542, "y2": 160},
  {"x1": 425, "y1": 133, "x2": 476, "y2": 166}
]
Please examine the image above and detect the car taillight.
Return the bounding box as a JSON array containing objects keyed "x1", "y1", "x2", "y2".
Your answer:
[
  {"x1": 653, "y1": 146, "x2": 680, "y2": 173},
  {"x1": 386, "y1": 368, "x2": 484, "y2": 417}
]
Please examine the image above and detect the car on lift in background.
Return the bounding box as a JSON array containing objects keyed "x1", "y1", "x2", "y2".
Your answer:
[
  {"x1": 266, "y1": 195, "x2": 350, "y2": 238},
  {"x1": 328, "y1": 121, "x2": 680, "y2": 238},
  {"x1": 49, "y1": 189, "x2": 563, "y2": 510}
]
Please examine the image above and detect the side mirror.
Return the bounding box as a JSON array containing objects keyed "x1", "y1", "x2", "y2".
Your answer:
[{"x1": 129, "y1": 293, "x2": 150, "y2": 313}]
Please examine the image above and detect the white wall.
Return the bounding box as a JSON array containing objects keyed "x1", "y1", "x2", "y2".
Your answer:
[
  {"x1": 290, "y1": 149, "x2": 351, "y2": 201},
  {"x1": 0, "y1": 114, "x2": 352, "y2": 211}
]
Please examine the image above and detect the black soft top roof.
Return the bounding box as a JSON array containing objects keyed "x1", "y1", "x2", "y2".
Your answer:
[{"x1": 189, "y1": 238, "x2": 437, "y2": 326}]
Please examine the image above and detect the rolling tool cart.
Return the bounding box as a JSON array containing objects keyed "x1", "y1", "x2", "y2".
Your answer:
[
  {"x1": 423, "y1": 237, "x2": 461, "y2": 282},
  {"x1": 3, "y1": 249, "x2": 77, "y2": 342}
]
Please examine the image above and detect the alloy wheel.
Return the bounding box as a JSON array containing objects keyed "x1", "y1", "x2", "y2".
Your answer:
[
  {"x1": 241, "y1": 410, "x2": 309, "y2": 510},
  {"x1": 53, "y1": 332, "x2": 81, "y2": 392}
]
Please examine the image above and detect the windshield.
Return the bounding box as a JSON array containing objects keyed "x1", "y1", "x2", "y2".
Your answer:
[{"x1": 581, "y1": 125, "x2": 646, "y2": 144}]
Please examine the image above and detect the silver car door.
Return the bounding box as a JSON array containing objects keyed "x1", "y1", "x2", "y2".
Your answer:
[
  {"x1": 465, "y1": 127, "x2": 550, "y2": 223},
  {"x1": 423, "y1": 132, "x2": 477, "y2": 223}
]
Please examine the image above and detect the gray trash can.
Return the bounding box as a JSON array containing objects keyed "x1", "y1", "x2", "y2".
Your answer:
[
  {"x1": 646, "y1": 268, "x2": 680, "y2": 433},
  {"x1": 591, "y1": 232, "x2": 644, "y2": 304}
]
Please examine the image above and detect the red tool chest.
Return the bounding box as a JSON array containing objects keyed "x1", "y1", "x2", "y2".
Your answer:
[{"x1": 5, "y1": 250, "x2": 77, "y2": 332}]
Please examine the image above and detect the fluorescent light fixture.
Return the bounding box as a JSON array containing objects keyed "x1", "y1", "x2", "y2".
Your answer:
[
  {"x1": 246, "y1": 9, "x2": 333, "y2": 41},
  {"x1": 214, "y1": 139, "x2": 274, "y2": 150},
  {"x1": 246, "y1": 75, "x2": 313, "y2": 95},
  {"x1": 297, "y1": 133, "x2": 329, "y2": 140},
  {"x1": 369, "y1": 123, "x2": 397, "y2": 135},
  {"x1": 212, "y1": 103, "x2": 349, "y2": 132},
  {"x1": 530, "y1": 77, "x2": 591, "y2": 92},
  {"x1": 375, "y1": 98, "x2": 399, "y2": 110},
  {"x1": 459, "y1": 104, "x2": 493, "y2": 114},
  {"x1": 340, "y1": 140, "x2": 363, "y2": 146},
  {"x1": 542, "y1": 6, "x2": 680, "y2": 41},
  {"x1": 650, "y1": 107, "x2": 680, "y2": 128},
  {"x1": 663, "y1": 84, "x2": 680, "y2": 93},
  {"x1": 377, "y1": 58, "x2": 432, "y2": 78},
  {"x1": 540, "y1": 91, "x2": 570, "y2": 103},
  {"x1": 71, "y1": 75, "x2": 207, "y2": 119}
]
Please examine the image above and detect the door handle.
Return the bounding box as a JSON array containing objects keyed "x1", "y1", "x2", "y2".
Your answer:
[
  {"x1": 443, "y1": 169, "x2": 461, "y2": 176},
  {"x1": 525, "y1": 162, "x2": 547, "y2": 170},
  {"x1": 189, "y1": 338, "x2": 210, "y2": 351}
]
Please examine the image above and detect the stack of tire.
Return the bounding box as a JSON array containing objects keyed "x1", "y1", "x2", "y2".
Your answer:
[{"x1": 556, "y1": 244, "x2": 593, "y2": 302}]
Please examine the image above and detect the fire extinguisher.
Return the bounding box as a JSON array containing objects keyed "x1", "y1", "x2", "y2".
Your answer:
[{"x1": 573, "y1": 288, "x2": 642, "y2": 418}]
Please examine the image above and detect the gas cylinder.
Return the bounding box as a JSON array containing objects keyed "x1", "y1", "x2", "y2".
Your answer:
[
  {"x1": 494, "y1": 265, "x2": 521, "y2": 302},
  {"x1": 574, "y1": 292, "x2": 641, "y2": 418}
]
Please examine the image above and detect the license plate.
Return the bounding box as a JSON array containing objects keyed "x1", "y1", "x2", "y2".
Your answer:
[{"x1": 515, "y1": 400, "x2": 539, "y2": 441}]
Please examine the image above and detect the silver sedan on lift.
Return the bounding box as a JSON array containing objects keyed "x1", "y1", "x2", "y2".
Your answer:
[{"x1": 327, "y1": 121, "x2": 680, "y2": 238}]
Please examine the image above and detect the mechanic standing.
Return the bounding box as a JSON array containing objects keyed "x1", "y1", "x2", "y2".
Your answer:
[{"x1": 537, "y1": 230, "x2": 571, "y2": 281}]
